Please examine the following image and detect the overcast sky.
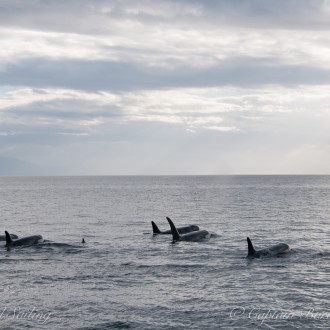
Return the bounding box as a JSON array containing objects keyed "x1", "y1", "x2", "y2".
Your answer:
[{"x1": 1, "y1": 0, "x2": 330, "y2": 175}]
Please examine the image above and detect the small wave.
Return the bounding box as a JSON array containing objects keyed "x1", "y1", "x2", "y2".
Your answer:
[
  {"x1": 79, "y1": 321, "x2": 132, "y2": 329},
  {"x1": 31, "y1": 241, "x2": 87, "y2": 255},
  {"x1": 41, "y1": 241, "x2": 85, "y2": 248}
]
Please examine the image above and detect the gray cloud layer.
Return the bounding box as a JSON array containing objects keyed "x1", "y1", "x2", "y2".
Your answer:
[
  {"x1": 4, "y1": 58, "x2": 330, "y2": 91},
  {"x1": 1, "y1": 0, "x2": 329, "y2": 31}
]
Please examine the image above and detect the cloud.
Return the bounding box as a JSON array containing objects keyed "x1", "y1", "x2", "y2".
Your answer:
[
  {"x1": 3, "y1": 57, "x2": 330, "y2": 94},
  {"x1": 1, "y1": 1, "x2": 330, "y2": 32},
  {"x1": 2, "y1": 85, "x2": 330, "y2": 140},
  {"x1": 2, "y1": 3, "x2": 330, "y2": 70},
  {"x1": 1, "y1": 0, "x2": 330, "y2": 174}
]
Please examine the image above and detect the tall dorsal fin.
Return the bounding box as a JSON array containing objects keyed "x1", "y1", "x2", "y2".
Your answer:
[
  {"x1": 166, "y1": 217, "x2": 181, "y2": 241},
  {"x1": 247, "y1": 237, "x2": 256, "y2": 256},
  {"x1": 151, "y1": 221, "x2": 161, "y2": 234},
  {"x1": 5, "y1": 231, "x2": 13, "y2": 246}
]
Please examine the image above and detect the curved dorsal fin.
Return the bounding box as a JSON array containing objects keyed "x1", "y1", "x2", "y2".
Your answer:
[
  {"x1": 151, "y1": 221, "x2": 161, "y2": 234},
  {"x1": 166, "y1": 217, "x2": 181, "y2": 241},
  {"x1": 247, "y1": 237, "x2": 256, "y2": 256},
  {"x1": 5, "y1": 231, "x2": 13, "y2": 246}
]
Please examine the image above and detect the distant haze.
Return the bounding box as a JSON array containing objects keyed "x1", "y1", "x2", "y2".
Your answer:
[{"x1": 1, "y1": 0, "x2": 330, "y2": 175}]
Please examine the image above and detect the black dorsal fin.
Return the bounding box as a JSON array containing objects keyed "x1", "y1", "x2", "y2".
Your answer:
[
  {"x1": 247, "y1": 237, "x2": 256, "y2": 257},
  {"x1": 82, "y1": 238, "x2": 86, "y2": 243},
  {"x1": 166, "y1": 217, "x2": 181, "y2": 241},
  {"x1": 5, "y1": 231, "x2": 13, "y2": 246},
  {"x1": 151, "y1": 221, "x2": 161, "y2": 234}
]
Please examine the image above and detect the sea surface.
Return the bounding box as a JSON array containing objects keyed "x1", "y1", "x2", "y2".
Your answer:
[{"x1": 0, "y1": 175, "x2": 329, "y2": 329}]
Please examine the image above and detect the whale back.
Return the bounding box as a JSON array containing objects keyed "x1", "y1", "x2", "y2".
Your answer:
[
  {"x1": 5, "y1": 231, "x2": 43, "y2": 248},
  {"x1": 247, "y1": 237, "x2": 290, "y2": 258},
  {"x1": 181, "y1": 230, "x2": 210, "y2": 242}
]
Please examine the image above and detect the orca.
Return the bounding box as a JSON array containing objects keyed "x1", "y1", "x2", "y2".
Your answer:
[
  {"x1": 0, "y1": 233, "x2": 18, "y2": 241},
  {"x1": 167, "y1": 217, "x2": 210, "y2": 242},
  {"x1": 5, "y1": 230, "x2": 44, "y2": 248},
  {"x1": 82, "y1": 238, "x2": 86, "y2": 243},
  {"x1": 247, "y1": 237, "x2": 290, "y2": 258},
  {"x1": 152, "y1": 219, "x2": 199, "y2": 235}
]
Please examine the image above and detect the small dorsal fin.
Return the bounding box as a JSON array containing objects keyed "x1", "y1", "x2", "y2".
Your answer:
[
  {"x1": 5, "y1": 231, "x2": 13, "y2": 246},
  {"x1": 82, "y1": 238, "x2": 86, "y2": 243},
  {"x1": 166, "y1": 217, "x2": 181, "y2": 241},
  {"x1": 151, "y1": 221, "x2": 161, "y2": 234},
  {"x1": 247, "y1": 237, "x2": 256, "y2": 257}
]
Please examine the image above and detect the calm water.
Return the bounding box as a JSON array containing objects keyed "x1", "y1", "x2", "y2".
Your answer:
[{"x1": 0, "y1": 175, "x2": 329, "y2": 329}]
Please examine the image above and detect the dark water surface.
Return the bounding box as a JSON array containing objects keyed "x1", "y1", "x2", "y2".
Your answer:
[{"x1": 0, "y1": 176, "x2": 329, "y2": 329}]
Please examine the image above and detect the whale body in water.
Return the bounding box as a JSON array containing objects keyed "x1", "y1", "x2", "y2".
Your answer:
[
  {"x1": 152, "y1": 220, "x2": 199, "y2": 235},
  {"x1": 246, "y1": 237, "x2": 290, "y2": 258},
  {"x1": 167, "y1": 217, "x2": 210, "y2": 242},
  {"x1": 5, "y1": 231, "x2": 44, "y2": 248}
]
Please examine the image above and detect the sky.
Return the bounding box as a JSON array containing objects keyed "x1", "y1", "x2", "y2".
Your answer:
[{"x1": 1, "y1": 0, "x2": 330, "y2": 175}]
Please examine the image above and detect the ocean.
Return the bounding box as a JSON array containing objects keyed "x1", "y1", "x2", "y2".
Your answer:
[{"x1": 0, "y1": 175, "x2": 329, "y2": 329}]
